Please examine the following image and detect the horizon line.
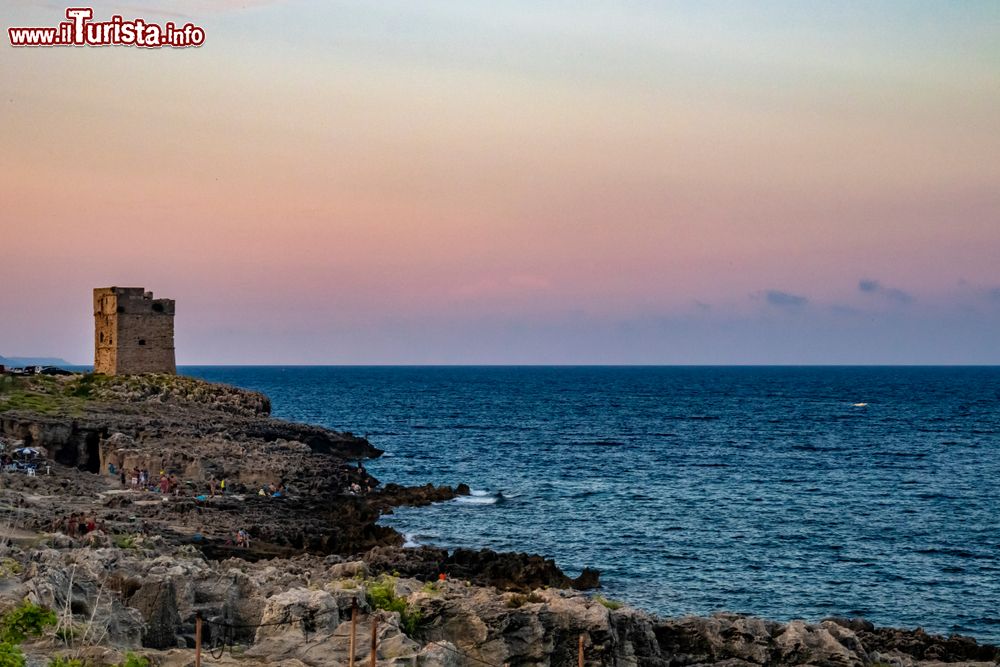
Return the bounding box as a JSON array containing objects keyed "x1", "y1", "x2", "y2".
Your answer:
[{"x1": 53, "y1": 362, "x2": 1000, "y2": 369}]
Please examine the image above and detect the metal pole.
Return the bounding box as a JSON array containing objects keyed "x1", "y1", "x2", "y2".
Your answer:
[
  {"x1": 194, "y1": 613, "x2": 202, "y2": 667},
  {"x1": 349, "y1": 597, "x2": 358, "y2": 667},
  {"x1": 369, "y1": 615, "x2": 378, "y2": 667},
  {"x1": 578, "y1": 633, "x2": 584, "y2": 667}
]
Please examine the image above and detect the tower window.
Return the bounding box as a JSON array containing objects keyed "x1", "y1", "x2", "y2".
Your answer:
[
  {"x1": 100, "y1": 332, "x2": 105, "y2": 343},
  {"x1": 152, "y1": 303, "x2": 164, "y2": 313},
  {"x1": 138, "y1": 339, "x2": 146, "y2": 346},
  {"x1": 117, "y1": 306, "x2": 125, "y2": 313}
]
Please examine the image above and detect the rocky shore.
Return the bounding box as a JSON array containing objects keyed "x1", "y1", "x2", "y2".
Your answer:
[{"x1": 0, "y1": 373, "x2": 996, "y2": 666}]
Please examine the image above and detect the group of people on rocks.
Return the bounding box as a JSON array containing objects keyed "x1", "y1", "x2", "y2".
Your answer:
[
  {"x1": 234, "y1": 528, "x2": 251, "y2": 548},
  {"x1": 257, "y1": 481, "x2": 286, "y2": 497},
  {"x1": 54, "y1": 513, "x2": 105, "y2": 538},
  {"x1": 108, "y1": 462, "x2": 303, "y2": 504},
  {"x1": 113, "y1": 464, "x2": 183, "y2": 497},
  {"x1": 207, "y1": 477, "x2": 228, "y2": 497}
]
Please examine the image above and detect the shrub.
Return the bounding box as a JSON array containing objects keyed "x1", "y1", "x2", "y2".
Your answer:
[
  {"x1": 48, "y1": 657, "x2": 87, "y2": 667},
  {"x1": 118, "y1": 653, "x2": 149, "y2": 667},
  {"x1": 0, "y1": 560, "x2": 22, "y2": 578},
  {"x1": 0, "y1": 643, "x2": 24, "y2": 667},
  {"x1": 400, "y1": 608, "x2": 422, "y2": 636},
  {"x1": 0, "y1": 601, "x2": 57, "y2": 644},
  {"x1": 365, "y1": 576, "x2": 422, "y2": 637},
  {"x1": 594, "y1": 595, "x2": 622, "y2": 610},
  {"x1": 366, "y1": 577, "x2": 406, "y2": 615},
  {"x1": 66, "y1": 374, "x2": 96, "y2": 399},
  {"x1": 112, "y1": 534, "x2": 137, "y2": 550}
]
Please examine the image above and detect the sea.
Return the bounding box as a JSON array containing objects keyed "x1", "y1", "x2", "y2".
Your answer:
[{"x1": 184, "y1": 366, "x2": 1000, "y2": 644}]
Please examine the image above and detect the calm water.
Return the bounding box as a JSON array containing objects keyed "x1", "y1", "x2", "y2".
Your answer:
[{"x1": 185, "y1": 366, "x2": 1000, "y2": 643}]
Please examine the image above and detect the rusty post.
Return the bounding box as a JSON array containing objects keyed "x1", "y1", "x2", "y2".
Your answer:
[
  {"x1": 349, "y1": 597, "x2": 358, "y2": 667},
  {"x1": 194, "y1": 612, "x2": 202, "y2": 667},
  {"x1": 578, "y1": 633, "x2": 584, "y2": 667},
  {"x1": 370, "y1": 615, "x2": 378, "y2": 667}
]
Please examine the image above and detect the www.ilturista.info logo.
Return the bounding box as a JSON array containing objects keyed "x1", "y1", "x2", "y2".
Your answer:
[{"x1": 8, "y1": 7, "x2": 205, "y2": 48}]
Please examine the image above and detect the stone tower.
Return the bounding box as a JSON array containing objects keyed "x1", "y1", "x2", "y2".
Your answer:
[{"x1": 94, "y1": 287, "x2": 176, "y2": 375}]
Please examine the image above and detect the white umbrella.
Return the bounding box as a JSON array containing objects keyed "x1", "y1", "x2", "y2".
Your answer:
[{"x1": 14, "y1": 447, "x2": 40, "y2": 456}]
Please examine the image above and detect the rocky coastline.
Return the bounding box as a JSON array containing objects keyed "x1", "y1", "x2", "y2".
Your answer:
[{"x1": 0, "y1": 372, "x2": 996, "y2": 666}]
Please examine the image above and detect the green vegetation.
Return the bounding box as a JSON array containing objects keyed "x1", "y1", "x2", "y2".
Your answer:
[
  {"x1": 365, "y1": 576, "x2": 422, "y2": 636},
  {"x1": 0, "y1": 376, "x2": 17, "y2": 396},
  {"x1": 0, "y1": 375, "x2": 82, "y2": 414},
  {"x1": 0, "y1": 601, "x2": 57, "y2": 644},
  {"x1": 594, "y1": 595, "x2": 623, "y2": 610},
  {"x1": 0, "y1": 643, "x2": 25, "y2": 667},
  {"x1": 44, "y1": 651, "x2": 149, "y2": 667},
  {"x1": 111, "y1": 534, "x2": 138, "y2": 550},
  {"x1": 366, "y1": 576, "x2": 405, "y2": 613},
  {"x1": 0, "y1": 390, "x2": 64, "y2": 414},
  {"x1": 66, "y1": 373, "x2": 97, "y2": 398},
  {"x1": 118, "y1": 653, "x2": 150, "y2": 667},
  {"x1": 420, "y1": 581, "x2": 440, "y2": 595},
  {"x1": 0, "y1": 373, "x2": 120, "y2": 415},
  {"x1": 47, "y1": 657, "x2": 87, "y2": 667},
  {"x1": 0, "y1": 560, "x2": 22, "y2": 578}
]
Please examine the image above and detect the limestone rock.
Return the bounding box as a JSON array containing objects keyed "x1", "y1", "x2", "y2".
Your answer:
[{"x1": 129, "y1": 579, "x2": 182, "y2": 649}]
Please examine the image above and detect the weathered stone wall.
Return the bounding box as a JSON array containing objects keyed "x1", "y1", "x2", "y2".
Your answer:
[
  {"x1": 93, "y1": 287, "x2": 176, "y2": 375},
  {"x1": 93, "y1": 287, "x2": 120, "y2": 374}
]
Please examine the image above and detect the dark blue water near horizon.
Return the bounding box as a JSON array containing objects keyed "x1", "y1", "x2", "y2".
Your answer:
[{"x1": 184, "y1": 366, "x2": 1000, "y2": 644}]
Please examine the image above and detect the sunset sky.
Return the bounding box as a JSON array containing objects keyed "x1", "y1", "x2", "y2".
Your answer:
[{"x1": 2, "y1": 1, "x2": 998, "y2": 364}]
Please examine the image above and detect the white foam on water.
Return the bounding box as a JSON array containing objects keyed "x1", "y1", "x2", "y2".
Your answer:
[{"x1": 456, "y1": 492, "x2": 499, "y2": 505}]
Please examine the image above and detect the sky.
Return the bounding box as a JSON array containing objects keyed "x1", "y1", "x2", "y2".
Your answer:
[{"x1": 1, "y1": 1, "x2": 998, "y2": 364}]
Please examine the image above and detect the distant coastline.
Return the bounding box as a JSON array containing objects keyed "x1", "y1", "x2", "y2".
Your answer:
[{"x1": 0, "y1": 355, "x2": 72, "y2": 367}]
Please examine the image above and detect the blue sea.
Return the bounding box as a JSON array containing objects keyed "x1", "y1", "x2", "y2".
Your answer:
[{"x1": 185, "y1": 366, "x2": 1000, "y2": 644}]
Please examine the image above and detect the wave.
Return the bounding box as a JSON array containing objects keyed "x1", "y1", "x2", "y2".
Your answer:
[
  {"x1": 456, "y1": 489, "x2": 506, "y2": 505},
  {"x1": 456, "y1": 495, "x2": 499, "y2": 505}
]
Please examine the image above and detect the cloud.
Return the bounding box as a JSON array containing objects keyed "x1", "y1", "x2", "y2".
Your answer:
[
  {"x1": 764, "y1": 290, "x2": 808, "y2": 308},
  {"x1": 858, "y1": 279, "x2": 879, "y2": 293},
  {"x1": 858, "y1": 279, "x2": 913, "y2": 304}
]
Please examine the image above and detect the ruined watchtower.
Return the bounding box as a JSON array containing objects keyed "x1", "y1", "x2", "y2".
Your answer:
[{"x1": 94, "y1": 287, "x2": 176, "y2": 375}]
